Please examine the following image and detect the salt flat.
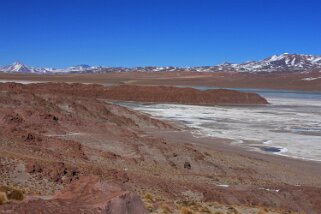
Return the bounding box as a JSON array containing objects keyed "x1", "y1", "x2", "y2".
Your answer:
[{"x1": 125, "y1": 89, "x2": 321, "y2": 161}]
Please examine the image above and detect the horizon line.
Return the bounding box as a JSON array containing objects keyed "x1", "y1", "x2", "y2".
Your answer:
[{"x1": 1, "y1": 52, "x2": 321, "y2": 69}]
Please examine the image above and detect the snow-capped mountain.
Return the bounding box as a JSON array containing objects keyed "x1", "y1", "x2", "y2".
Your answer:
[
  {"x1": 214, "y1": 53, "x2": 321, "y2": 73},
  {"x1": 1, "y1": 53, "x2": 320, "y2": 74},
  {"x1": 0, "y1": 62, "x2": 53, "y2": 73},
  {"x1": 1, "y1": 62, "x2": 34, "y2": 73},
  {"x1": 69, "y1": 65, "x2": 91, "y2": 71},
  {"x1": 0, "y1": 62, "x2": 100, "y2": 74},
  {"x1": 62, "y1": 64, "x2": 99, "y2": 72},
  {"x1": 124, "y1": 54, "x2": 321, "y2": 72}
]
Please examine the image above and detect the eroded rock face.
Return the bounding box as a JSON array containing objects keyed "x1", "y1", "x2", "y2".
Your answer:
[{"x1": 0, "y1": 176, "x2": 147, "y2": 214}]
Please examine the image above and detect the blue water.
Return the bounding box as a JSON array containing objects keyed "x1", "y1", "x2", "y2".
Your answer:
[{"x1": 177, "y1": 86, "x2": 321, "y2": 101}]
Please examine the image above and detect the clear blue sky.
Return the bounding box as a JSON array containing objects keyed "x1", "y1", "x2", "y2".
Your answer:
[{"x1": 0, "y1": 0, "x2": 321, "y2": 67}]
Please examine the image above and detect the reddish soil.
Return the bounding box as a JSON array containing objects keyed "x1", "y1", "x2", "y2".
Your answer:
[
  {"x1": 0, "y1": 82, "x2": 320, "y2": 214},
  {"x1": 0, "y1": 176, "x2": 147, "y2": 214}
]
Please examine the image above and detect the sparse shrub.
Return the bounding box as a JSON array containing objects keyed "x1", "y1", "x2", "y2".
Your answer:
[
  {"x1": 179, "y1": 207, "x2": 195, "y2": 214},
  {"x1": 184, "y1": 161, "x2": 191, "y2": 170},
  {"x1": 143, "y1": 192, "x2": 155, "y2": 203},
  {"x1": 159, "y1": 203, "x2": 172, "y2": 214},
  {"x1": 7, "y1": 188, "x2": 24, "y2": 201},
  {"x1": 0, "y1": 186, "x2": 24, "y2": 201},
  {"x1": 146, "y1": 205, "x2": 154, "y2": 212},
  {"x1": 199, "y1": 206, "x2": 212, "y2": 214},
  {"x1": 227, "y1": 207, "x2": 239, "y2": 214},
  {"x1": 142, "y1": 192, "x2": 156, "y2": 212},
  {"x1": 0, "y1": 192, "x2": 8, "y2": 205},
  {"x1": 257, "y1": 208, "x2": 269, "y2": 214}
]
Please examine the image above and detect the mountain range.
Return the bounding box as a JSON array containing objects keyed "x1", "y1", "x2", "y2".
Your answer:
[{"x1": 1, "y1": 53, "x2": 321, "y2": 74}]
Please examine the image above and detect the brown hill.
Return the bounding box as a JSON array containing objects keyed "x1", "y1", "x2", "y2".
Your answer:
[
  {"x1": 104, "y1": 85, "x2": 269, "y2": 105},
  {"x1": 0, "y1": 83, "x2": 268, "y2": 105}
]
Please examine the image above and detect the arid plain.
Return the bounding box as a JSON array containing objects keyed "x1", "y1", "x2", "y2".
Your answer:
[{"x1": 0, "y1": 73, "x2": 320, "y2": 214}]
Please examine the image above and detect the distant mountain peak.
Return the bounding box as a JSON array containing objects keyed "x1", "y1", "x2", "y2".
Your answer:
[
  {"x1": 1, "y1": 53, "x2": 320, "y2": 74},
  {"x1": 218, "y1": 53, "x2": 321, "y2": 73},
  {"x1": 3, "y1": 61, "x2": 31, "y2": 73},
  {"x1": 12, "y1": 61, "x2": 23, "y2": 65}
]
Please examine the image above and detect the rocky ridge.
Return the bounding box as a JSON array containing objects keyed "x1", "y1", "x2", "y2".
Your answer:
[{"x1": 1, "y1": 53, "x2": 321, "y2": 74}]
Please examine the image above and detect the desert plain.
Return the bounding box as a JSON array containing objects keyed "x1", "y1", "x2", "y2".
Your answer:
[{"x1": 0, "y1": 72, "x2": 320, "y2": 214}]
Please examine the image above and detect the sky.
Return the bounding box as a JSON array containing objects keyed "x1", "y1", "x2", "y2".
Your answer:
[{"x1": 0, "y1": 0, "x2": 321, "y2": 68}]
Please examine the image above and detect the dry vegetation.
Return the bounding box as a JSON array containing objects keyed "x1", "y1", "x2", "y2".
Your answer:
[{"x1": 0, "y1": 185, "x2": 24, "y2": 205}]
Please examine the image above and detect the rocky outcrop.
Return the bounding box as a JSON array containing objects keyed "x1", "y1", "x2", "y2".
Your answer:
[{"x1": 0, "y1": 176, "x2": 147, "y2": 214}]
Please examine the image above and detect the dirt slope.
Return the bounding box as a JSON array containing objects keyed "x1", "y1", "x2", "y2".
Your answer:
[{"x1": 0, "y1": 82, "x2": 320, "y2": 214}]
